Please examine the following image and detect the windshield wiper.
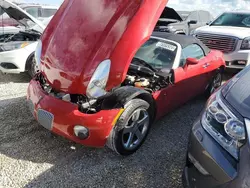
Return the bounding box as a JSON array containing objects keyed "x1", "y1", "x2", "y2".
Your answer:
[{"x1": 133, "y1": 57, "x2": 158, "y2": 72}]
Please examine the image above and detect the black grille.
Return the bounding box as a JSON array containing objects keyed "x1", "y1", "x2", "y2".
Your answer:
[{"x1": 196, "y1": 33, "x2": 238, "y2": 53}]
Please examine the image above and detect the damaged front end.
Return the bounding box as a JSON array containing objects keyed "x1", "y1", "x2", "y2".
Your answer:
[{"x1": 35, "y1": 55, "x2": 173, "y2": 115}]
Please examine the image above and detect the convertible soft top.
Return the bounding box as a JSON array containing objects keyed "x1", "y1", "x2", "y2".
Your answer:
[{"x1": 152, "y1": 32, "x2": 210, "y2": 55}]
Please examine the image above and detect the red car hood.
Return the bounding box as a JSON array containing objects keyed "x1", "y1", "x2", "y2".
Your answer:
[{"x1": 40, "y1": 0, "x2": 168, "y2": 94}]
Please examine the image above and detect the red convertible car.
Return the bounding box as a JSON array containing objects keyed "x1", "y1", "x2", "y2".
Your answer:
[{"x1": 27, "y1": 0, "x2": 225, "y2": 155}]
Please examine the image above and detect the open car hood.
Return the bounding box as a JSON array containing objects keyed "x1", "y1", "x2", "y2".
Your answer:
[
  {"x1": 160, "y1": 7, "x2": 182, "y2": 21},
  {"x1": 0, "y1": 0, "x2": 45, "y2": 30},
  {"x1": 40, "y1": 0, "x2": 168, "y2": 94}
]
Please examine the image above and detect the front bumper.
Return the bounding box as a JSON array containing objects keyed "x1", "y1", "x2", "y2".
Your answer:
[
  {"x1": 0, "y1": 48, "x2": 30, "y2": 74},
  {"x1": 224, "y1": 49, "x2": 250, "y2": 69},
  {"x1": 27, "y1": 79, "x2": 123, "y2": 147},
  {"x1": 183, "y1": 116, "x2": 250, "y2": 188},
  {"x1": 183, "y1": 116, "x2": 236, "y2": 188}
]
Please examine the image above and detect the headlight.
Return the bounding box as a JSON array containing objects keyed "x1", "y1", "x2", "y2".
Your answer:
[
  {"x1": 0, "y1": 41, "x2": 31, "y2": 51},
  {"x1": 35, "y1": 40, "x2": 42, "y2": 71},
  {"x1": 158, "y1": 25, "x2": 176, "y2": 32},
  {"x1": 202, "y1": 91, "x2": 246, "y2": 160},
  {"x1": 86, "y1": 59, "x2": 111, "y2": 98},
  {"x1": 241, "y1": 37, "x2": 250, "y2": 49}
]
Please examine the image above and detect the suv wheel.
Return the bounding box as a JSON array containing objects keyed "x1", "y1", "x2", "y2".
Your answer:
[{"x1": 206, "y1": 71, "x2": 222, "y2": 97}]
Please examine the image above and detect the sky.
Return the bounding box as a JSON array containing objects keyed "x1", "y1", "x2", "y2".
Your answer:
[
  {"x1": 11, "y1": 0, "x2": 63, "y2": 5},
  {"x1": 168, "y1": 0, "x2": 250, "y2": 17},
  {"x1": 9, "y1": 0, "x2": 250, "y2": 16}
]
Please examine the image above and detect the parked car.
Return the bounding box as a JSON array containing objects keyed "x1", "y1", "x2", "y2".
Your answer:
[
  {"x1": 27, "y1": 0, "x2": 225, "y2": 155},
  {"x1": 0, "y1": 0, "x2": 53, "y2": 77},
  {"x1": 154, "y1": 7, "x2": 213, "y2": 35},
  {"x1": 194, "y1": 11, "x2": 250, "y2": 70},
  {"x1": 183, "y1": 65, "x2": 250, "y2": 188}
]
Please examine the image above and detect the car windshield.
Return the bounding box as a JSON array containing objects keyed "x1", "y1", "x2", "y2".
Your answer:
[
  {"x1": 210, "y1": 12, "x2": 250, "y2": 27},
  {"x1": 30, "y1": 16, "x2": 52, "y2": 33},
  {"x1": 134, "y1": 38, "x2": 178, "y2": 71},
  {"x1": 177, "y1": 11, "x2": 190, "y2": 20}
]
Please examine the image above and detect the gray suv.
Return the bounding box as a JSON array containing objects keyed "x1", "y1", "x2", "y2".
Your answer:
[
  {"x1": 154, "y1": 7, "x2": 213, "y2": 35},
  {"x1": 183, "y1": 65, "x2": 250, "y2": 188}
]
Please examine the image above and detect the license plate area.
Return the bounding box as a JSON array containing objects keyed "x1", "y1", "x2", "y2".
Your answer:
[{"x1": 37, "y1": 109, "x2": 54, "y2": 130}]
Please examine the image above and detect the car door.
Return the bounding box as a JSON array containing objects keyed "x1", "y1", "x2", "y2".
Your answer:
[
  {"x1": 155, "y1": 43, "x2": 209, "y2": 118},
  {"x1": 187, "y1": 11, "x2": 201, "y2": 35},
  {"x1": 182, "y1": 44, "x2": 210, "y2": 95}
]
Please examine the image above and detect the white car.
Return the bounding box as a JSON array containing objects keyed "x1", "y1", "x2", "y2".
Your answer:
[
  {"x1": 0, "y1": 0, "x2": 54, "y2": 77},
  {"x1": 194, "y1": 11, "x2": 250, "y2": 70}
]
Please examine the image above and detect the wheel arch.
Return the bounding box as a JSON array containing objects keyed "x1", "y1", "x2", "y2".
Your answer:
[
  {"x1": 25, "y1": 52, "x2": 35, "y2": 71},
  {"x1": 101, "y1": 86, "x2": 157, "y2": 122},
  {"x1": 175, "y1": 30, "x2": 186, "y2": 35},
  {"x1": 219, "y1": 65, "x2": 226, "y2": 73}
]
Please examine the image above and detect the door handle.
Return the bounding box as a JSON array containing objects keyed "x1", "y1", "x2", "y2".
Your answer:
[{"x1": 203, "y1": 63, "x2": 210, "y2": 68}]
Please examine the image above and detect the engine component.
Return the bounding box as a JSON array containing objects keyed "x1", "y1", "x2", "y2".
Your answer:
[{"x1": 134, "y1": 78, "x2": 150, "y2": 88}]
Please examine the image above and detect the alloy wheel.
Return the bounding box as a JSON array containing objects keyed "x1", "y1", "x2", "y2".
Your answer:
[
  {"x1": 210, "y1": 73, "x2": 222, "y2": 94},
  {"x1": 122, "y1": 108, "x2": 150, "y2": 150}
]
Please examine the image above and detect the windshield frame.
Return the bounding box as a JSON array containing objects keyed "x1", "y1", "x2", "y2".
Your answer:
[
  {"x1": 134, "y1": 36, "x2": 182, "y2": 71},
  {"x1": 210, "y1": 12, "x2": 250, "y2": 28}
]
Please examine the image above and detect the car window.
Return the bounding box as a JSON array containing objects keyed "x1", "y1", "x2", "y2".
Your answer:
[
  {"x1": 211, "y1": 13, "x2": 250, "y2": 27},
  {"x1": 199, "y1": 11, "x2": 211, "y2": 23},
  {"x1": 179, "y1": 51, "x2": 187, "y2": 67},
  {"x1": 25, "y1": 7, "x2": 39, "y2": 18},
  {"x1": 177, "y1": 11, "x2": 191, "y2": 20},
  {"x1": 135, "y1": 38, "x2": 178, "y2": 70},
  {"x1": 182, "y1": 44, "x2": 204, "y2": 60},
  {"x1": 187, "y1": 11, "x2": 198, "y2": 21},
  {"x1": 42, "y1": 9, "x2": 57, "y2": 17}
]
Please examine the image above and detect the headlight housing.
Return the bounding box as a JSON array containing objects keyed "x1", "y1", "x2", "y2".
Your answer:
[
  {"x1": 0, "y1": 41, "x2": 31, "y2": 51},
  {"x1": 86, "y1": 59, "x2": 111, "y2": 99},
  {"x1": 241, "y1": 37, "x2": 250, "y2": 49},
  {"x1": 35, "y1": 40, "x2": 42, "y2": 71},
  {"x1": 202, "y1": 91, "x2": 246, "y2": 160},
  {"x1": 158, "y1": 25, "x2": 176, "y2": 32}
]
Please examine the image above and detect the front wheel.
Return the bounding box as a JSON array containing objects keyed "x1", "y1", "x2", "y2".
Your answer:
[
  {"x1": 107, "y1": 99, "x2": 152, "y2": 156},
  {"x1": 27, "y1": 55, "x2": 38, "y2": 78},
  {"x1": 205, "y1": 71, "x2": 223, "y2": 97}
]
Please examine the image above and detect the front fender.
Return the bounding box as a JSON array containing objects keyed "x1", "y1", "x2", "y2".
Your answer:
[{"x1": 100, "y1": 86, "x2": 157, "y2": 121}]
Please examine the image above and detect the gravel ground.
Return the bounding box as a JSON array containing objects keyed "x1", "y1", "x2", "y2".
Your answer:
[{"x1": 0, "y1": 71, "x2": 235, "y2": 188}]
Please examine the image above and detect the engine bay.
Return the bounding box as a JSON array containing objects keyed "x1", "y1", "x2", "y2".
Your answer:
[
  {"x1": 0, "y1": 30, "x2": 40, "y2": 43},
  {"x1": 123, "y1": 58, "x2": 171, "y2": 93}
]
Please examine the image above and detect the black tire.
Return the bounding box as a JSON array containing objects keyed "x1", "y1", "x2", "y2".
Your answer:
[
  {"x1": 26, "y1": 55, "x2": 37, "y2": 78},
  {"x1": 205, "y1": 70, "x2": 223, "y2": 97},
  {"x1": 107, "y1": 98, "x2": 152, "y2": 156}
]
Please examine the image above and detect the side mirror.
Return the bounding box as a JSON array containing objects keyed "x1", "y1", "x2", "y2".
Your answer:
[
  {"x1": 186, "y1": 57, "x2": 199, "y2": 66},
  {"x1": 206, "y1": 21, "x2": 212, "y2": 25},
  {"x1": 188, "y1": 20, "x2": 197, "y2": 25}
]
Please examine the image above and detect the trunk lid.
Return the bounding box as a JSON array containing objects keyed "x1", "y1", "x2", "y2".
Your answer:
[{"x1": 40, "y1": 0, "x2": 168, "y2": 94}]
